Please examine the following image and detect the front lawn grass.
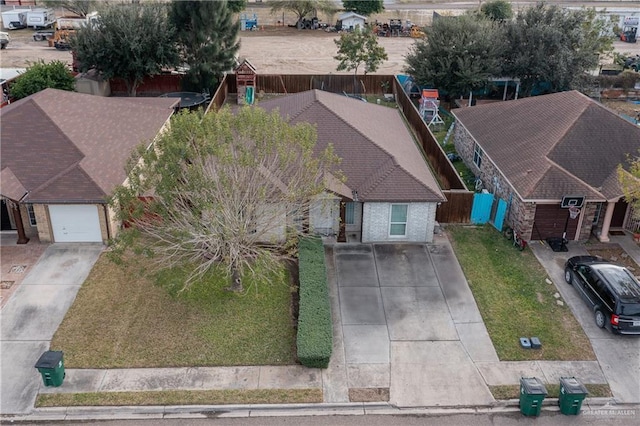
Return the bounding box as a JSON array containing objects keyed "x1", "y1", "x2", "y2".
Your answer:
[
  {"x1": 51, "y1": 254, "x2": 297, "y2": 368},
  {"x1": 36, "y1": 388, "x2": 322, "y2": 407},
  {"x1": 448, "y1": 225, "x2": 596, "y2": 361}
]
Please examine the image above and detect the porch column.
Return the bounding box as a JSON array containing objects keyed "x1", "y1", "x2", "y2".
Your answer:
[
  {"x1": 10, "y1": 202, "x2": 29, "y2": 244},
  {"x1": 598, "y1": 201, "x2": 616, "y2": 243}
]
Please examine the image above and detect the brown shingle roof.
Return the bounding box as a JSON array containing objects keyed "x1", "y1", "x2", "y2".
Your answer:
[
  {"x1": 1, "y1": 88, "x2": 177, "y2": 203},
  {"x1": 257, "y1": 90, "x2": 445, "y2": 202},
  {"x1": 453, "y1": 90, "x2": 640, "y2": 201}
]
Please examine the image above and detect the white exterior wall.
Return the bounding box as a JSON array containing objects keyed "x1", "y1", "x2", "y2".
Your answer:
[
  {"x1": 256, "y1": 204, "x2": 287, "y2": 243},
  {"x1": 362, "y1": 202, "x2": 437, "y2": 243}
]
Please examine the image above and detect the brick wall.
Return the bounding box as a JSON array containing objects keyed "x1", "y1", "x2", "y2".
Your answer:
[{"x1": 362, "y1": 202, "x2": 436, "y2": 243}]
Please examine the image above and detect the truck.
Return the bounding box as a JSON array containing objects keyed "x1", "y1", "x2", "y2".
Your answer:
[
  {"x1": 1, "y1": 9, "x2": 30, "y2": 30},
  {"x1": 33, "y1": 12, "x2": 98, "y2": 50},
  {"x1": 26, "y1": 8, "x2": 56, "y2": 29},
  {"x1": 620, "y1": 16, "x2": 638, "y2": 43}
]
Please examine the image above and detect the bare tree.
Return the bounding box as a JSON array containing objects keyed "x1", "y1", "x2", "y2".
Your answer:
[{"x1": 111, "y1": 107, "x2": 341, "y2": 292}]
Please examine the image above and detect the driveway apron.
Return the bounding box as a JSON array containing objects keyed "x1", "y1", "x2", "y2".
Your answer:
[
  {"x1": 0, "y1": 243, "x2": 103, "y2": 415},
  {"x1": 334, "y1": 237, "x2": 495, "y2": 407}
]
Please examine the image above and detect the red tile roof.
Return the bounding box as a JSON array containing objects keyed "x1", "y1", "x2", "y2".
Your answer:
[
  {"x1": 1, "y1": 89, "x2": 177, "y2": 203},
  {"x1": 453, "y1": 90, "x2": 640, "y2": 201},
  {"x1": 257, "y1": 90, "x2": 445, "y2": 202}
]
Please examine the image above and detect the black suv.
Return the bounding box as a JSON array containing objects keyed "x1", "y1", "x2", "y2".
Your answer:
[{"x1": 565, "y1": 256, "x2": 640, "y2": 335}]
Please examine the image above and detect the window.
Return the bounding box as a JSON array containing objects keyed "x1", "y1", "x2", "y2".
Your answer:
[
  {"x1": 26, "y1": 204, "x2": 37, "y2": 226},
  {"x1": 473, "y1": 143, "x2": 484, "y2": 168},
  {"x1": 389, "y1": 204, "x2": 408, "y2": 236},
  {"x1": 345, "y1": 202, "x2": 355, "y2": 225}
]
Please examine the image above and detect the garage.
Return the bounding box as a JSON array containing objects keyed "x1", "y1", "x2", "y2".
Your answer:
[
  {"x1": 49, "y1": 204, "x2": 102, "y2": 242},
  {"x1": 531, "y1": 204, "x2": 579, "y2": 241}
]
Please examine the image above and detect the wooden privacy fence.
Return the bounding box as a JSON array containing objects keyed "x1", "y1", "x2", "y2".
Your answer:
[
  {"x1": 392, "y1": 76, "x2": 472, "y2": 223},
  {"x1": 225, "y1": 74, "x2": 396, "y2": 96},
  {"x1": 437, "y1": 190, "x2": 474, "y2": 224},
  {"x1": 110, "y1": 74, "x2": 182, "y2": 96}
]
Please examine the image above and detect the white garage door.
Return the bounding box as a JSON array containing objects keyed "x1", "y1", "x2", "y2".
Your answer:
[{"x1": 49, "y1": 205, "x2": 102, "y2": 242}]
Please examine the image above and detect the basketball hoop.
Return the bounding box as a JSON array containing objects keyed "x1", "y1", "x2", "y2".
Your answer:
[{"x1": 569, "y1": 206, "x2": 581, "y2": 220}]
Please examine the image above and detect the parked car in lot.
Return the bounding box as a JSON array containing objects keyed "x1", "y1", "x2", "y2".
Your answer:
[{"x1": 565, "y1": 256, "x2": 640, "y2": 335}]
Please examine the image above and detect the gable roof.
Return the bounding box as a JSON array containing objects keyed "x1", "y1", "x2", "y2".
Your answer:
[
  {"x1": 1, "y1": 88, "x2": 177, "y2": 203},
  {"x1": 338, "y1": 12, "x2": 367, "y2": 21},
  {"x1": 257, "y1": 90, "x2": 445, "y2": 203},
  {"x1": 452, "y1": 90, "x2": 640, "y2": 202}
]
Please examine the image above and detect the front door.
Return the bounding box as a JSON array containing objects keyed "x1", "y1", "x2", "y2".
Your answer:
[{"x1": 1, "y1": 199, "x2": 15, "y2": 231}]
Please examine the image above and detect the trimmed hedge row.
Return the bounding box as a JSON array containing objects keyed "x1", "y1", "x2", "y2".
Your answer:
[{"x1": 296, "y1": 236, "x2": 333, "y2": 368}]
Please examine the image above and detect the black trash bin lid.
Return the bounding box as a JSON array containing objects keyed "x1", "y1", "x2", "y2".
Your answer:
[
  {"x1": 34, "y1": 350, "x2": 63, "y2": 369},
  {"x1": 560, "y1": 377, "x2": 588, "y2": 394},
  {"x1": 520, "y1": 377, "x2": 548, "y2": 395}
]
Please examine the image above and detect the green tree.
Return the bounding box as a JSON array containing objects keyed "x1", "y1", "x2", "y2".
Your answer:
[
  {"x1": 111, "y1": 107, "x2": 341, "y2": 292},
  {"x1": 501, "y1": 4, "x2": 613, "y2": 97},
  {"x1": 342, "y1": 0, "x2": 383, "y2": 16},
  {"x1": 10, "y1": 60, "x2": 75, "y2": 100},
  {"x1": 40, "y1": 0, "x2": 96, "y2": 17},
  {"x1": 71, "y1": 3, "x2": 179, "y2": 97},
  {"x1": 405, "y1": 15, "x2": 504, "y2": 99},
  {"x1": 334, "y1": 26, "x2": 388, "y2": 76},
  {"x1": 619, "y1": 156, "x2": 640, "y2": 226},
  {"x1": 480, "y1": 0, "x2": 512, "y2": 22},
  {"x1": 270, "y1": 0, "x2": 337, "y2": 28},
  {"x1": 170, "y1": 0, "x2": 240, "y2": 94},
  {"x1": 227, "y1": 0, "x2": 247, "y2": 13}
]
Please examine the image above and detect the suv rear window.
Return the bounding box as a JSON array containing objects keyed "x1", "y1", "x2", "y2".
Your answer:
[
  {"x1": 618, "y1": 303, "x2": 640, "y2": 316},
  {"x1": 597, "y1": 265, "x2": 640, "y2": 302}
]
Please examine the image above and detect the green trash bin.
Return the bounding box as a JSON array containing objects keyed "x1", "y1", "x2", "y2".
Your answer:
[
  {"x1": 558, "y1": 376, "x2": 588, "y2": 415},
  {"x1": 35, "y1": 350, "x2": 65, "y2": 387},
  {"x1": 519, "y1": 377, "x2": 547, "y2": 417}
]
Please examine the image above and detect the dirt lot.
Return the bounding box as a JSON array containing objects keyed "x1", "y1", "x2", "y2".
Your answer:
[{"x1": 0, "y1": 25, "x2": 416, "y2": 74}]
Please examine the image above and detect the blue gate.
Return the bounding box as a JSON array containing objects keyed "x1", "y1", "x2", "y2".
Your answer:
[
  {"x1": 471, "y1": 192, "x2": 494, "y2": 224},
  {"x1": 492, "y1": 198, "x2": 507, "y2": 231}
]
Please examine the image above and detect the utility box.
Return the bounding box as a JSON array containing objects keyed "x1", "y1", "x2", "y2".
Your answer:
[
  {"x1": 34, "y1": 350, "x2": 65, "y2": 387},
  {"x1": 558, "y1": 377, "x2": 588, "y2": 415},
  {"x1": 519, "y1": 377, "x2": 547, "y2": 417}
]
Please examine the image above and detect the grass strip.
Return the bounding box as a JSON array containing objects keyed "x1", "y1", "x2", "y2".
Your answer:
[
  {"x1": 36, "y1": 388, "x2": 322, "y2": 407},
  {"x1": 448, "y1": 225, "x2": 596, "y2": 361},
  {"x1": 489, "y1": 384, "x2": 612, "y2": 400}
]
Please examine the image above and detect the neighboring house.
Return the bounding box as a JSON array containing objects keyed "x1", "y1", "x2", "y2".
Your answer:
[
  {"x1": 0, "y1": 88, "x2": 178, "y2": 244},
  {"x1": 337, "y1": 12, "x2": 366, "y2": 31},
  {"x1": 452, "y1": 90, "x2": 640, "y2": 242},
  {"x1": 258, "y1": 89, "x2": 446, "y2": 243}
]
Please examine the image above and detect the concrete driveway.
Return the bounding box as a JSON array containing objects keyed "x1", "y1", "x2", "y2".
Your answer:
[
  {"x1": 332, "y1": 237, "x2": 497, "y2": 407},
  {"x1": 0, "y1": 243, "x2": 103, "y2": 415},
  {"x1": 530, "y1": 237, "x2": 640, "y2": 404}
]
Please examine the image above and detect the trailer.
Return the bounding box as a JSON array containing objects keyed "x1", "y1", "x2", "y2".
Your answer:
[
  {"x1": 1, "y1": 9, "x2": 29, "y2": 30},
  {"x1": 26, "y1": 8, "x2": 55, "y2": 29}
]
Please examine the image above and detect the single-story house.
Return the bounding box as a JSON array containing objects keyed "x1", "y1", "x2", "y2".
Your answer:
[
  {"x1": 0, "y1": 88, "x2": 178, "y2": 243},
  {"x1": 258, "y1": 89, "x2": 446, "y2": 243},
  {"x1": 337, "y1": 11, "x2": 366, "y2": 31},
  {"x1": 452, "y1": 90, "x2": 640, "y2": 242}
]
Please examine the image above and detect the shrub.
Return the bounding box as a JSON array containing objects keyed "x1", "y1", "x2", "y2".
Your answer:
[
  {"x1": 10, "y1": 60, "x2": 75, "y2": 100},
  {"x1": 296, "y1": 236, "x2": 332, "y2": 368}
]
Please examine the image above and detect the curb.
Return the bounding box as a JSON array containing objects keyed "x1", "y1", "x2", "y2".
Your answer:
[{"x1": 3, "y1": 399, "x2": 638, "y2": 422}]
